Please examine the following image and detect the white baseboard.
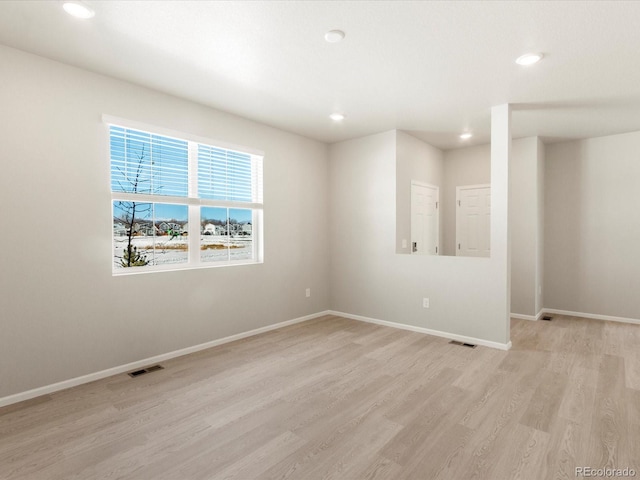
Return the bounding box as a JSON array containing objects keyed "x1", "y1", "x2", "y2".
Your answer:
[
  {"x1": 327, "y1": 310, "x2": 512, "y2": 351},
  {"x1": 542, "y1": 309, "x2": 640, "y2": 325},
  {"x1": 0, "y1": 311, "x2": 331, "y2": 409},
  {"x1": 511, "y1": 310, "x2": 545, "y2": 321}
]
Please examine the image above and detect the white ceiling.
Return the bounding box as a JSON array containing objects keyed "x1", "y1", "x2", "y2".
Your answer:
[{"x1": 1, "y1": 1, "x2": 639, "y2": 150}]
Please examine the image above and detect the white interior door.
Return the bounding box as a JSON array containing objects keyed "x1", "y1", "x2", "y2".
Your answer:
[
  {"x1": 456, "y1": 184, "x2": 490, "y2": 257},
  {"x1": 411, "y1": 182, "x2": 439, "y2": 255}
]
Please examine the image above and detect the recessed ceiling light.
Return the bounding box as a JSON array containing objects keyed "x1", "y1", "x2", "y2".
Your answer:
[
  {"x1": 325, "y1": 30, "x2": 345, "y2": 43},
  {"x1": 329, "y1": 113, "x2": 345, "y2": 121},
  {"x1": 63, "y1": 2, "x2": 95, "y2": 19},
  {"x1": 515, "y1": 53, "x2": 543, "y2": 66},
  {"x1": 460, "y1": 133, "x2": 473, "y2": 140}
]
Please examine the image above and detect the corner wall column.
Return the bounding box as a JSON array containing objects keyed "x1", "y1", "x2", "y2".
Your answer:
[{"x1": 491, "y1": 104, "x2": 512, "y2": 342}]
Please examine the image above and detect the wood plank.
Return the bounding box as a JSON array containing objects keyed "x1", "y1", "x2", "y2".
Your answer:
[
  {"x1": 624, "y1": 351, "x2": 640, "y2": 390},
  {"x1": 587, "y1": 354, "x2": 629, "y2": 471},
  {"x1": 519, "y1": 370, "x2": 568, "y2": 433}
]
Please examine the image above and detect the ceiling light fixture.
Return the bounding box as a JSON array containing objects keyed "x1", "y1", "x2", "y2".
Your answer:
[
  {"x1": 515, "y1": 53, "x2": 543, "y2": 66},
  {"x1": 329, "y1": 113, "x2": 345, "y2": 121},
  {"x1": 63, "y1": 1, "x2": 95, "y2": 19},
  {"x1": 324, "y1": 30, "x2": 345, "y2": 43},
  {"x1": 460, "y1": 133, "x2": 473, "y2": 140}
]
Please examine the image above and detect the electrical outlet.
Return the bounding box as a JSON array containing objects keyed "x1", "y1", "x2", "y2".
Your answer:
[
  {"x1": 305, "y1": 288, "x2": 311, "y2": 298},
  {"x1": 423, "y1": 297, "x2": 430, "y2": 308}
]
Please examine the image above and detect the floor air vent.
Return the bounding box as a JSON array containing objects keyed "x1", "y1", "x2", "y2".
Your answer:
[
  {"x1": 128, "y1": 365, "x2": 164, "y2": 378},
  {"x1": 541, "y1": 316, "x2": 553, "y2": 321},
  {"x1": 449, "y1": 340, "x2": 477, "y2": 349}
]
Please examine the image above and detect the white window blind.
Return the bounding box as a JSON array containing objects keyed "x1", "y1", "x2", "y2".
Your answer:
[
  {"x1": 197, "y1": 145, "x2": 262, "y2": 202},
  {"x1": 110, "y1": 126, "x2": 189, "y2": 197}
]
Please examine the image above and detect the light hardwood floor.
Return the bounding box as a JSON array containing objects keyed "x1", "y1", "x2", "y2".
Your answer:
[{"x1": 1, "y1": 314, "x2": 639, "y2": 479}]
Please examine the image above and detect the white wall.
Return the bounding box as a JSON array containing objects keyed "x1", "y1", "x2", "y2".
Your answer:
[
  {"x1": 328, "y1": 117, "x2": 511, "y2": 347},
  {"x1": 395, "y1": 130, "x2": 444, "y2": 253},
  {"x1": 0, "y1": 45, "x2": 329, "y2": 399},
  {"x1": 509, "y1": 137, "x2": 543, "y2": 317},
  {"x1": 536, "y1": 138, "x2": 545, "y2": 314},
  {"x1": 442, "y1": 144, "x2": 491, "y2": 255},
  {"x1": 545, "y1": 131, "x2": 640, "y2": 320}
]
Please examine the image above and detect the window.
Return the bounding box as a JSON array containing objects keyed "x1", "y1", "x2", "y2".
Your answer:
[{"x1": 109, "y1": 120, "x2": 263, "y2": 274}]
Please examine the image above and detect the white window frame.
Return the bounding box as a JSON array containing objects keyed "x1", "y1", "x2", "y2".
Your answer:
[{"x1": 105, "y1": 115, "x2": 264, "y2": 275}]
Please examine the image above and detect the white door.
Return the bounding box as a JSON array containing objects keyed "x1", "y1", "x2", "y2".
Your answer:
[
  {"x1": 456, "y1": 185, "x2": 490, "y2": 257},
  {"x1": 411, "y1": 182, "x2": 439, "y2": 255}
]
